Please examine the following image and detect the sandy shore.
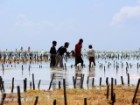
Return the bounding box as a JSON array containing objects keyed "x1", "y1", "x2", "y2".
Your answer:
[{"x1": 1, "y1": 85, "x2": 140, "y2": 105}]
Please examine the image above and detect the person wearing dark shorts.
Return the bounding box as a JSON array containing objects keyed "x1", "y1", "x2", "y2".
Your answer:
[
  {"x1": 87, "y1": 44, "x2": 96, "y2": 67},
  {"x1": 75, "y1": 38, "x2": 84, "y2": 67},
  {"x1": 49, "y1": 41, "x2": 57, "y2": 67}
]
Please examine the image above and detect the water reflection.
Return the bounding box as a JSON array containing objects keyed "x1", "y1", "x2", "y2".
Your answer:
[
  {"x1": 50, "y1": 68, "x2": 66, "y2": 90},
  {"x1": 0, "y1": 55, "x2": 140, "y2": 93}
]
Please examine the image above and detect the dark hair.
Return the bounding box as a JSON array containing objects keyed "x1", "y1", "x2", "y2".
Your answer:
[
  {"x1": 64, "y1": 42, "x2": 69, "y2": 48},
  {"x1": 79, "y1": 38, "x2": 83, "y2": 43},
  {"x1": 89, "y1": 45, "x2": 92, "y2": 49},
  {"x1": 52, "y1": 41, "x2": 57, "y2": 45}
]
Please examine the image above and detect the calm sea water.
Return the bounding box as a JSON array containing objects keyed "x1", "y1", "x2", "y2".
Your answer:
[{"x1": 0, "y1": 56, "x2": 140, "y2": 93}]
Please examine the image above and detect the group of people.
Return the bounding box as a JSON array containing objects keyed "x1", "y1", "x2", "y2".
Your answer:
[
  {"x1": 49, "y1": 38, "x2": 96, "y2": 68},
  {"x1": 49, "y1": 41, "x2": 69, "y2": 68}
]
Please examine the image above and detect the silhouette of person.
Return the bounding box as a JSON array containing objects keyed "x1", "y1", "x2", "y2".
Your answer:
[
  {"x1": 56, "y1": 42, "x2": 69, "y2": 68},
  {"x1": 49, "y1": 41, "x2": 57, "y2": 67},
  {"x1": 75, "y1": 38, "x2": 84, "y2": 67}
]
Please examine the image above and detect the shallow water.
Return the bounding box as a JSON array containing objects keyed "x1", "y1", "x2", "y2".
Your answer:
[{"x1": 0, "y1": 57, "x2": 140, "y2": 93}]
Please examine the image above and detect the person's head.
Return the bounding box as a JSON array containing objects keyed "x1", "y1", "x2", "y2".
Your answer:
[
  {"x1": 79, "y1": 38, "x2": 83, "y2": 44},
  {"x1": 64, "y1": 42, "x2": 69, "y2": 48},
  {"x1": 52, "y1": 41, "x2": 57, "y2": 46},
  {"x1": 89, "y1": 45, "x2": 92, "y2": 49}
]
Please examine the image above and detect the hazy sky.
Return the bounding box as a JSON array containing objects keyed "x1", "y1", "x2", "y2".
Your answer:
[{"x1": 0, "y1": 0, "x2": 140, "y2": 51}]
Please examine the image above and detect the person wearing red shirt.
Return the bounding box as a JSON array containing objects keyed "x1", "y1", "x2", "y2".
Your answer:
[{"x1": 75, "y1": 38, "x2": 84, "y2": 67}]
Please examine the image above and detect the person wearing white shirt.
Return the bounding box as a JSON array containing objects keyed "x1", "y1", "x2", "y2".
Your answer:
[{"x1": 87, "y1": 45, "x2": 96, "y2": 67}]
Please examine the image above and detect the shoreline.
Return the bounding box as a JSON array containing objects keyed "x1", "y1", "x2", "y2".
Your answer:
[{"x1": 0, "y1": 85, "x2": 139, "y2": 105}]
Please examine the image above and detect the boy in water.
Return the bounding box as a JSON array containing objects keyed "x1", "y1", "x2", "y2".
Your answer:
[
  {"x1": 75, "y1": 38, "x2": 84, "y2": 67},
  {"x1": 56, "y1": 42, "x2": 69, "y2": 68},
  {"x1": 87, "y1": 44, "x2": 96, "y2": 67},
  {"x1": 49, "y1": 41, "x2": 57, "y2": 67}
]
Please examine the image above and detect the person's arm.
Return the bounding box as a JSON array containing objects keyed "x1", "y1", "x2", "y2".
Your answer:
[
  {"x1": 87, "y1": 50, "x2": 89, "y2": 58},
  {"x1": 50, "y1": 47, "x2": 53, "y2": 54},
  {"x1": 50, "y1": 47, "x2": 56, "y2": 55},
  {"x1": 91, "y1": 49, "x2": 95, "y2": 57}
]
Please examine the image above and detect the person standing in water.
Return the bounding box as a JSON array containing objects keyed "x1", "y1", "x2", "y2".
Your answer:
[
  {"x1": 49, "y1": 41, "x2": 57, "y2": 67},
  {"x1": 87, "y1": 44, "x2": 96, "y2": 67},
  {"x1": 56, "y1": 42, "x2": 69, "y2": 68},
  {"x1": 75, "y1": 38, "x2": 84, "y2": 67}
]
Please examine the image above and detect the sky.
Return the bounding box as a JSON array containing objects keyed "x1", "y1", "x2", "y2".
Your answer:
[{"x1": 0, "y1": 0, "x2": 140, "y2": 51}]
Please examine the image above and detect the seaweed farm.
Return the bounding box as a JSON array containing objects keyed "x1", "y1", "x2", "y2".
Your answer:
[{"x1": 0, "y1": 50, "x2": 140, "y2": 105}]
